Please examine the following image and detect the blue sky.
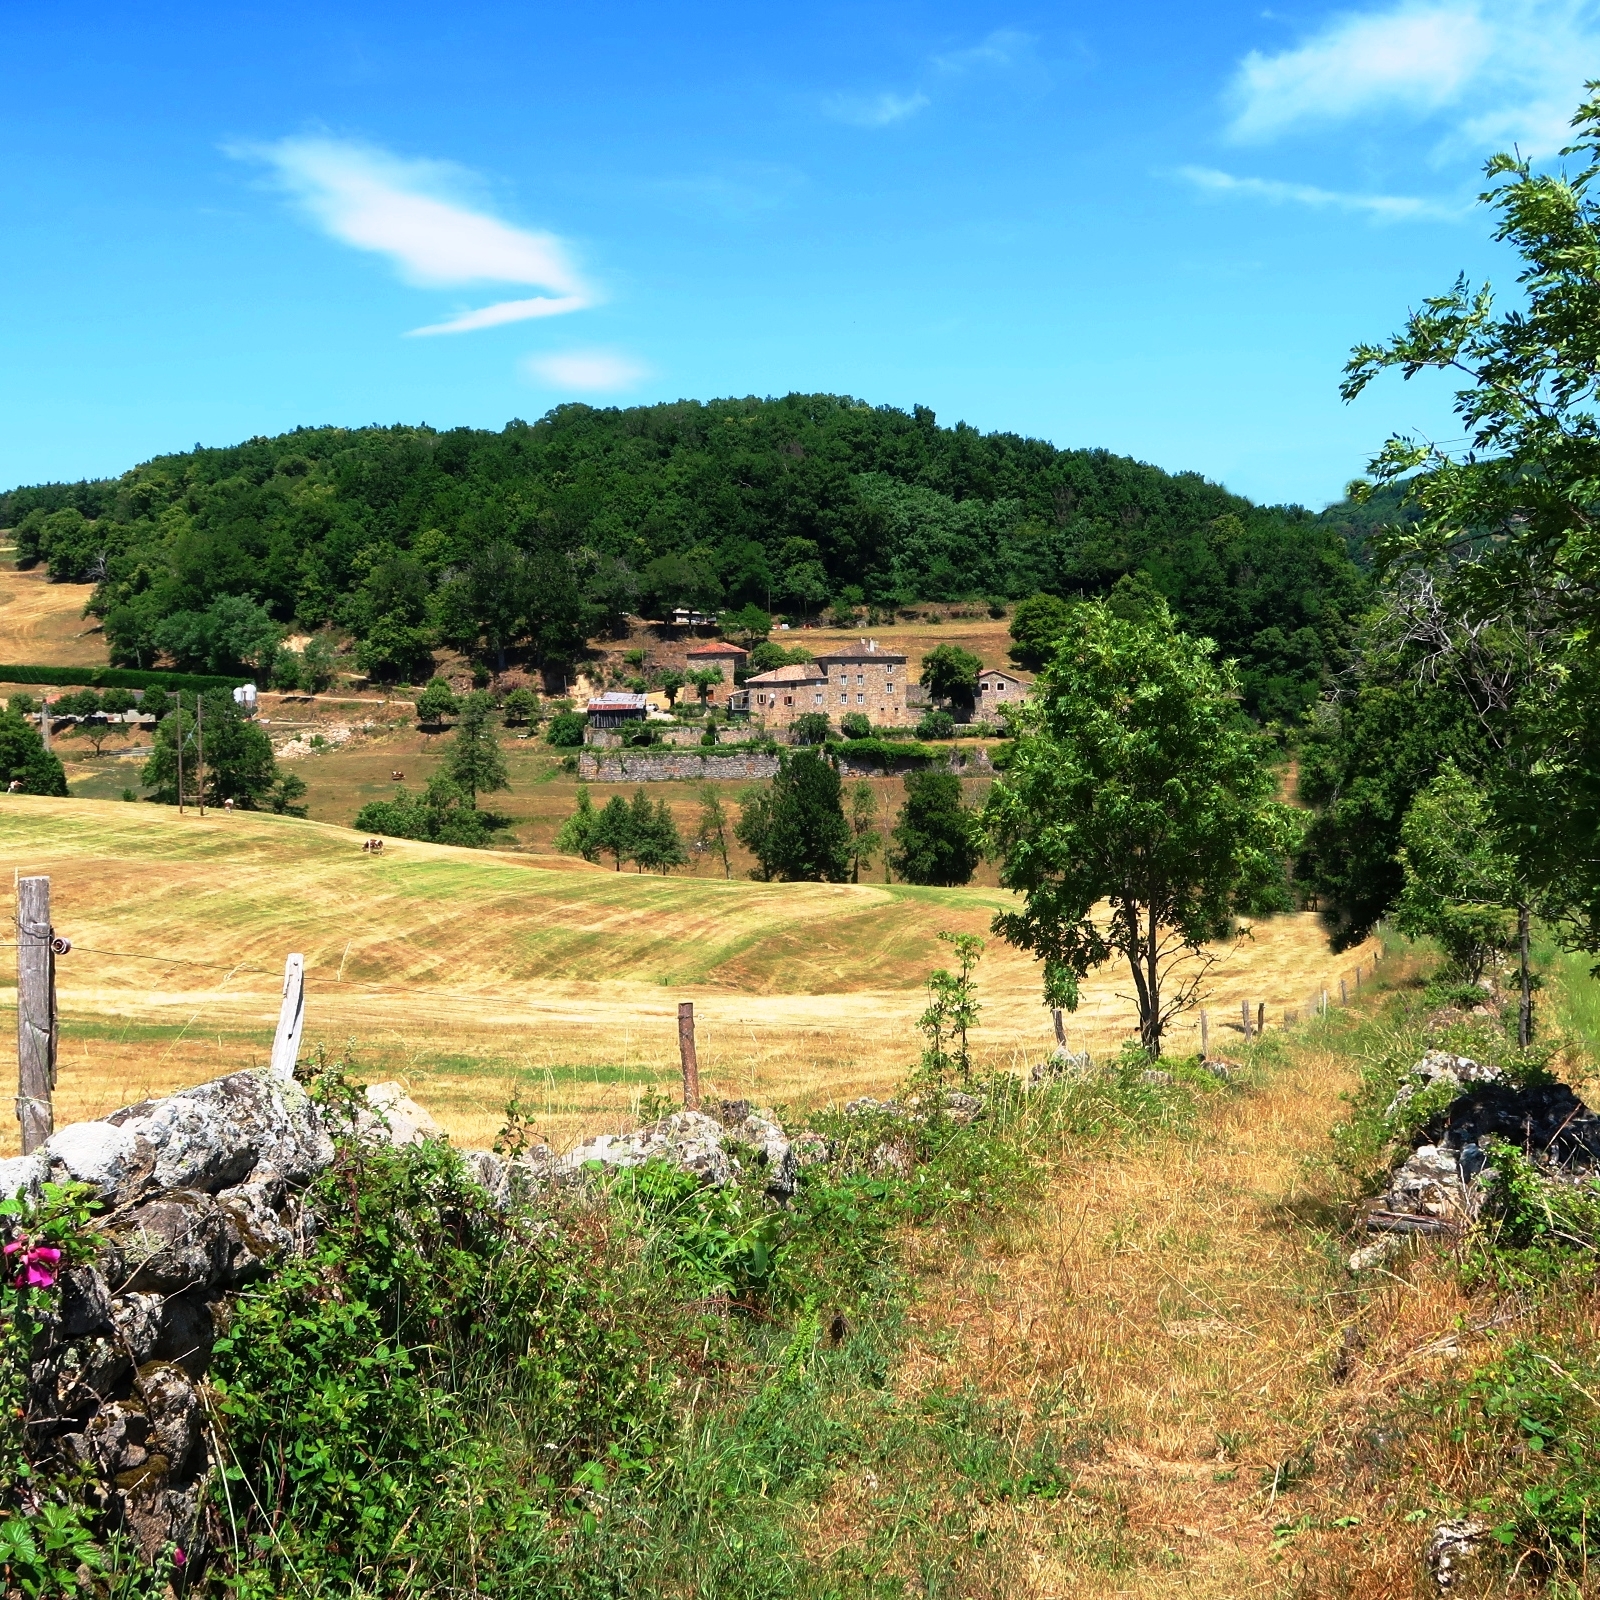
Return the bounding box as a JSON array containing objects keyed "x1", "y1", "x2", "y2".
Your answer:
[{"x1": 3, "y1": 1, "x2": 1597, "y2": 507}]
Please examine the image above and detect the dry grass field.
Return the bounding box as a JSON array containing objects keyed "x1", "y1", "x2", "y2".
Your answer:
[
  {"x1": 1, "y1": 795, "x2": 1376, "y2": 1158},
  {"x1": 0, "y1": 565, "x2": 107, "y2": 668}
]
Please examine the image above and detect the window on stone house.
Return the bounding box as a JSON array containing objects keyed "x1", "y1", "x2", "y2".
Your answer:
[
  {"x1": 784, "y1": 696, "x2": 793, "y2": 706},
  {"x1": 814, "y1": 691, "x2": 824, "y2": 704},
  {"x1": 856, "y1": 692, "x2": 865, "y2": 703}
]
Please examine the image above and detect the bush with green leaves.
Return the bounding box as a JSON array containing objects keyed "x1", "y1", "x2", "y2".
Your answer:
[
  {"x1": 545, "y1": 709, "x2": 587, "y2": 747},
  {"x1": 916, "y1": 708, "x2": 955, "y2": 741},
  {"x1": 355, "y1": 773, "x2": 493, "y2": 847},
  {"x1": 889, "y1": 768, "x2": 981, "y2": 887},
  {"x1": 839, "y1": 710, "x2": 872, "y2": 740}
]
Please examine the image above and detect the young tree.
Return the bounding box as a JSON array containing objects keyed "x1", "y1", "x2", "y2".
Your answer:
[
  {"x1": 625, "y1": 789, "x2": 658, "y2": 872},
  {"x1": 300, "y1": 634, "x2": 338, "y2": 693},
  {"x1": 1395, "y1": 764, "x2": 1527, "y2": 997},
  {"x1": 694, "y1": 784, "x2": 733, "y2": 878},
  {"x1": 919, "y1": 643, "x2": 982, "y2": 719},
  {"x1": 632, "y1": 796, "x2": 688, "y2": 874},
  {"x1": 555, "y1": 785, "x2": 603, "y2": 861},
  {"x1": 917, "y1": 932, "x2": 984, "y2": 1088},
  {"x1": 501, "y1": 686, "x2": 541, "y2": 726},
  {"x1": 195, "y1": 691, "x2": 278, "y2": 807},
  {"x1": 723, "y1": 603, "x2": 772, "y2": 647},
  {"x1": 840, "y1": 710, "x2": 872, "y2": 740},
  {"x1": 735, "y1": 749, "x2": 851, "y2": 882},
  {"x1": 686, "y1": 667, "x2": 724, "y2": 711},
  {"x1": 142, "y1": 702, "x2": 200, "y2": 806},
  {"x1": 847, "y1": 779, "x2": 882, "y2": 883},
  {"x1": 593, "y1": 794, "x2": 633, "y2": 870},
  {"x1": 354, "y1": 773, "x2": 491, "y2": 847},
  {"x1": 984, "y1": 603, "x2": 1294, "y2": 1058},
  {"x1": 415, "y1": 678, "x2": 459, "y2": 730},
  {"x1": 445, "y1": 691, "x2": 510, "y2": 804},
  {"x1": 791, "y1": 711, "x2": 831, "y2": 745},
  {"x1": 890, "y1": 768, "x2": 981, "y2": 886},
  {"x1": 733, "y1": 783, "x2": 775, "y2": 880},
  {"x1": 916, "y1": 709, "x2": 956, "y2": 741},
  {"x1": 657, "y1": 669, "x2": 686, "y2": 709}
]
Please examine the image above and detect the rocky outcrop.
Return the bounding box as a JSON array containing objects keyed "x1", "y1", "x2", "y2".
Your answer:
[{"x1": 3, "y1": 1071, "x2": 334, "y2": 1564}]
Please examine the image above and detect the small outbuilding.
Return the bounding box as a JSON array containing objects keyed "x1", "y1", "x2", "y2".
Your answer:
[
  {"x1": 974, "y1": 669, "x2": 1030, "y2": 717},
  {"x1": 586, "y1": 691, "x2": 651, "y2": 730}
]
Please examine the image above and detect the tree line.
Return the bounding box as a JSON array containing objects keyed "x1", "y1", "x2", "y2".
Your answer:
[{"x1": 3, "y1": 394, "x2": 1367, "y2": 724}]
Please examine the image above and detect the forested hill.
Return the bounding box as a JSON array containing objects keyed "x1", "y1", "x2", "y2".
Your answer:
[{"x1": 1, "y1": 394, "x2": 1367, "y2": 720}]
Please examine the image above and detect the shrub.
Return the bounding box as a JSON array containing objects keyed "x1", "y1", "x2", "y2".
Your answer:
[
  {"x1": 916, "y1": 708, "x2": 956, "y2": 741},
  {"x1": 839, "y1": 711, "x2": 872, "y2": 739},
  {"x1": 546, "y1": 709, "x2": 587, "y2": 747}
]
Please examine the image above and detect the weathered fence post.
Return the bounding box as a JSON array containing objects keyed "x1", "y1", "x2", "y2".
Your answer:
[
  {"x1": 1199, "y1": 1009, "x2": 1209, "y2": 1058},
  {"x1": 1256, "y1": 1001, "x2": 1265, "y2": 1037},
  {"x1": 1240, "y1": 998, "x2": 1252, "y2": 1042},
  {"x1": 16, "y1": 876, "x2": 58, "y2": 1154},
  {"x1": 1052, "y1": 1008, "x2": 1068, "y2": 1049},
  {"x1": 678, "y1": 1001, "x2": 700, "y2": 1110},
  {"x1": 1340, "y1": 978, "x2": 1348, "y2": 1005},
  {"x1": 269, "y1": 954, "x2": 305, "y2": 1081}
]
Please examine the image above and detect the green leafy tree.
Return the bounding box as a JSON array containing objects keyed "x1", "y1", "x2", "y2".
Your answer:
[
  {"x1": 270, "y1": 772, "x2": 309, "y2": 817},
  {"x1": 1008, "y1": 593, "x2": 1075, "y2": 671},
  {"x1": 1340, "y1": 88, "x2": 1600, "y2": 965},
  {"x1": 501, "y1": 686, "x2": 541, "y2": 726},
  {"x1": 0, "y1": 710, "x2": 67, "y2": 796},
  {"x1": 686, "y1": 667, "x2": 723, "y2": 711},
  {"x1": 746, "y1": 641, "x2": 813, "y2": 676},
  {"x1": 300, "y1": 634, "x2": 338, "y2": 693},
  {"x1": 694, "y1": 784, "x2": 733, "y2": 878},
  {"x1": 142, "y1": 704, "x2": 199, "y2": 806},
  {"x1": 355, "y1": 774, "x2": 490, "y2": 847},
  {"x1": 735, "y1": 749, "x2": 850, "y2": 882},
  {"x1": 657, "y1": 669, "x2": 686, "y2": 709},
  {"x1": 791, "y1": 711, "x2": 831, "y2": 745},
  {"x1": 434, "y1": 542, "x2": 539, "y2": 672},
  {"x1": 415, "y1": 678, "x2": 459, "y2": 730},
  {"x1": 546, "y1": 709, "x2": 587, "y2": 747},
  {"x1": 153, "y1": 595, "x2": 283, "y2": 675},
  {"x1": 555, "y1": 785, "x2": 603, "y2": 862},
  {"x1": 1394, "y1": 764, "x2": 1527, "y2": 998},
  {"x1": 847, "y1": 779, "x2": 881, "y2": 883},
  {"x1": 196, "y1": 692, "x2": 279, "y2": 807},
  {"x1": 445, "y1": 691, "x2": 510, "y2": 804},
  {"x1": 984, "y1": 603, "x2": 1294, "y2": 1057},
  {"x1": 722, "y1": 604, "x2": 772, "y2": 646},
  {"x1": 890, "y1": 768, "x2": 981, "y2": 886},
  {"x1": 593, "y1": 794, "x2": 633, "y2": 870},
  {"x1": 840, "y1": 710, "x2": 872, "y2": 740},
  {"x1": 628, "y1": 793, "x2": 688, "y2": 874},
  {"x1": 919, "y1": 643, "x2": 982, "y2": 718},
  {"x1": 916, "y1": 708, "x2": 956, "y2": 741},
  {"x1": 353, "y1": 553, "x2": 435, "y2": 683}
]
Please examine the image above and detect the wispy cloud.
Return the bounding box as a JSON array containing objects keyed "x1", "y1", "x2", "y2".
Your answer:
[
  {"x1": 1225, "y1": 0, "x2": 1600, "y2": 155},
  {"x1": 236, "y1": 136, "x2": 595, "y2": 335},
  {"x1": 824, "y1": 27, "x2": 1039, "y2": 129},
  {"x1": 1177, "y1": 163, "x2": 1462, "y2": 219},
  {"x1": 823, "y1": 90, "x2": 931, "y2": 128},
  {"x1": 523, "y1": 350, "x2": 650, "y2": 392}
]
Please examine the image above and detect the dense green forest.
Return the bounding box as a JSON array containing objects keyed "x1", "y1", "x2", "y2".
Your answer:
[{"x1": 1, "y1": 394, "x2": 1366, "y2": 721}]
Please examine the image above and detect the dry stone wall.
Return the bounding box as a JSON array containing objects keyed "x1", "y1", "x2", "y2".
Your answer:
[{"x1": 577, "y1": 745, "x2": 995, "y2": 783}]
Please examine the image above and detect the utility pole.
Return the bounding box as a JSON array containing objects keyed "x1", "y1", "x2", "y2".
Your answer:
[
  {"x1": 176, "y1": 696, "x2": 185, "y2": 815},
  {"x1": 196, "y1": 696, "x2": 205, "y2": 816},
  {"x1": 38, "y1": 695, "x2": 50, "y2": 751}
]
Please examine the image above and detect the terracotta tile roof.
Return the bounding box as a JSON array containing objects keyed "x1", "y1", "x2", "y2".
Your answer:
[
  {"x1": 686, "y1": 641, "x2": 748, "y2": 657},
  {"x1": 743, "y1": 663, "x2": 827, "y2": 686},
  {"x1": 814, "y1": 638, "x2": 907, "y2": 665}
]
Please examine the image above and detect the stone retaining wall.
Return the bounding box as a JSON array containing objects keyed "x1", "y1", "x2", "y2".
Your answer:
[{"x1": 577, "y1": 745, "x2": 995, "y2": 783}]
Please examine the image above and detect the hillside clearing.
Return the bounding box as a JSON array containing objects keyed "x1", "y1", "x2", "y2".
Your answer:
[{"x1": 2, "y1": 795, "x2": 1375, "y2": 1154}]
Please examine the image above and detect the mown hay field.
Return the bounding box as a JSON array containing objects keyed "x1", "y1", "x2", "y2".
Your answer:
[
  {"x1": 1, "y1": 796, "x2": 1377, "y2": 1155},
  {"x1": 0, "y1": 567, "x2": 107, "y2": 668}
]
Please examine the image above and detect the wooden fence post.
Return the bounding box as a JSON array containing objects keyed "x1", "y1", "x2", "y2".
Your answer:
[
  {"x1": 678, "y1": 1001, "x2": 700, "y2": 1110},
  {"x1": 16, "y1": 876, "x2": 57, "y2": 1154},
  {"x1": 1052, "y1": 1008, "x2": 1067, "y2": 1049},
  {"x1": 1200, "y1": 1010, "x2": 1209, "y2": 1058},
  {"x1": 269, "y1": 954, "x2": 305, "y2": 1081},
  {"x1": 196, "y1": 696, "x2": 205, "y2": 816},
  {"x1": 1256, "y1": 1001, "x2": 1265, "y2": 1037},
  {"x1": 1340, "y1": 978, "x2": 1348, "y2": 1005},
  {"x1": 1241, "y1": 998, "x2": 1252, "y2": 1042}
]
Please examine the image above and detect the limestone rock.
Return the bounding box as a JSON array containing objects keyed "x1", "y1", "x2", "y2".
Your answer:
[
  {"x1": 460, "y1": 1148, "x2": 511, "y2": 1205},
  {"x1": 1032, "y1": 1049, "x2": 1092, "y2": 1083},
  {"x1": 1348, "y1": 1233, "x2": 1404, "y2": 1273},
  {"x1": 566, "y1": 1111, "x2": 737, "y2": 1187},
  {"x1": 1426, "y1": 1518, "x2": 1492, "y2": 1591},
  {"x1": 941, "y1": 1091, "x2": 985, "y2": 1125},
  {"x1": 1368, "y1": 1144, "x2": 1482, "y2": 1235},
  {"x1": 0, "y1": 1150, "x2": 45, "y2": 1201},
  {"x1": 1386, "y1": 1051, "x2": 1506, "y2": 1121},
  {"x1": 42, "y1": 1071, "x2": 332, "y2": 1205},
  {"x1": 710, "y1": 1102, "x2": 797, "y2": 1199},
  {"x1": 844, "y1": 1096, "x2": 910, "y2": 1118},
  {"x1": 360, "y1": 1082, "x2": 447, "y2": 1147}
]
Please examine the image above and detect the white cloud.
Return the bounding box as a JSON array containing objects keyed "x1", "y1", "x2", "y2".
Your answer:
[
  {"x1": 238, "y1": 136, "x2": 594, "y2": 334},
  {"x1": 1177, "y1": 163, "x2": 1462, "y2": 218},
  {"x1": 823, "y1": 90, "x2": 931, "y2": 127},
  {"x1": 931, "y1": 28, "x2": 1036, "y2": 74},
  {"x1": 523, "y1": 350, "x2": 650, "y2": 392},
  {"x1": 1225, "y1": 0, "x2": 1600, "y2": 154}
]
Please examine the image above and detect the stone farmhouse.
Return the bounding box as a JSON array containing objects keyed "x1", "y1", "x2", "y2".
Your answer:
[
  {"x1": 742, "y1": 638, "x2": 912, "y2": 732},
  {"x1": 973, "y1": 668, "x2": 1030, "y2": 721},
  {"x1": 683, "y1": 640, "x2": 747, "y2": 708}
]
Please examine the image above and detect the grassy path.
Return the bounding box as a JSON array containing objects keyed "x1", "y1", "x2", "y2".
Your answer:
[{"x1": 851, "y1": 1023, "x2": 1436, "y2": 1598}]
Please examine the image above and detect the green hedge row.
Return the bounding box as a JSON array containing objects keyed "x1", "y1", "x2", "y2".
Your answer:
[{"x1": 0, "y1": 663, "x2": 248, "y2": 693}]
